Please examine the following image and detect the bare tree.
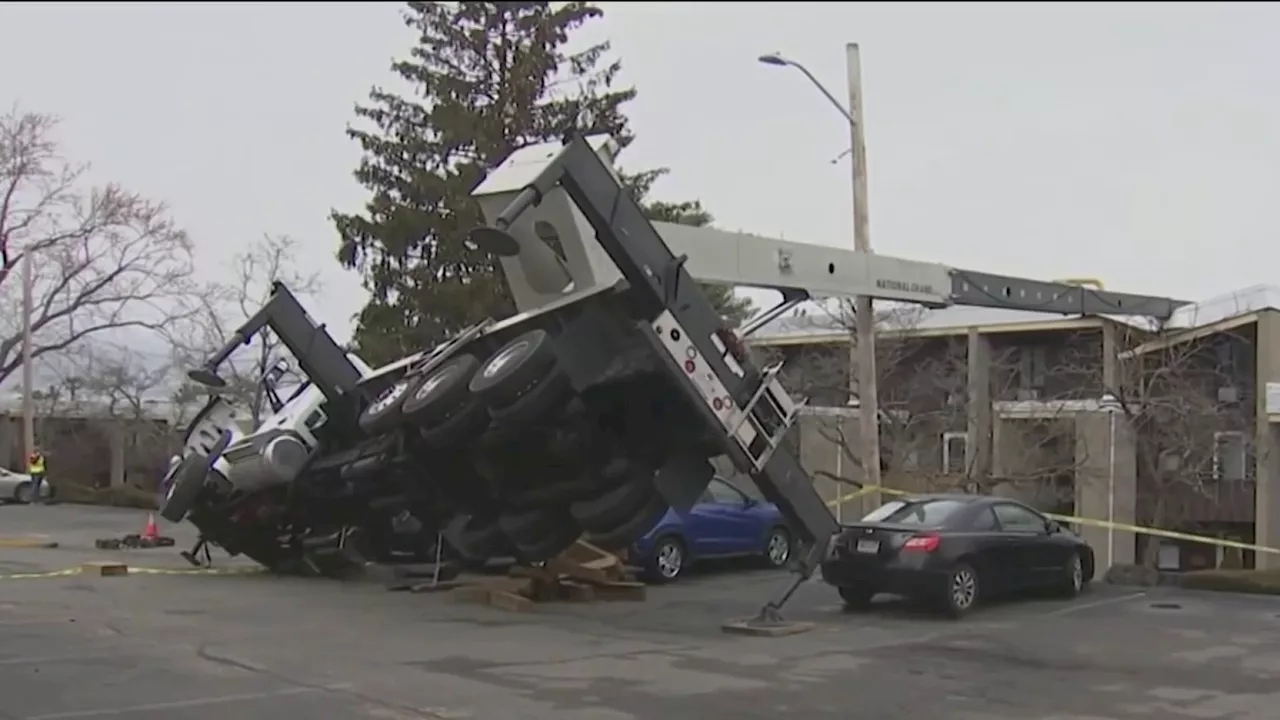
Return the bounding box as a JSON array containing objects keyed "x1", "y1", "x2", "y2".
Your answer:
[
  {"x1": 1111, "y1": 324, "x2": 1255, "y2": 567},
  {"x1": 0, "y1": 108, "x2": 197, "y2": 387},
  {"x1": 759, "y1": 301, "x2": 1090, "y2": 514},
  {"x1": 172, "y1": 234, "x2": 321, "y2": 425}
]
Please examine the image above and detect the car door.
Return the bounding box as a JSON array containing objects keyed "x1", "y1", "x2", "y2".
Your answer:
[
  {"x1": 686, "y1": 479, "x2": 760, "y2": 556},
  {"x1": 991, "y1": 503, "x2": 1051, "y2": 589},
  {"x1": 964, "y1": 505, "x2": 1019, "y2": 595}
]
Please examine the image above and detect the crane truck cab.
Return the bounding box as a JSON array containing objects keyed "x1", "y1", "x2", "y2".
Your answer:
[{"x1": 160, "y1": 350, "x2": 379, "y2": 522}]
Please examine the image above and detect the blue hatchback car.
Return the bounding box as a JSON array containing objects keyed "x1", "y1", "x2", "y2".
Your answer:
[{"x1": 631, "y1": 477, "x2": 793, "y2": 583}]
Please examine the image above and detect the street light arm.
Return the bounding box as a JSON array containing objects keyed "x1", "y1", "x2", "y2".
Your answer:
[
  {"x1": 793, "y1": 63, "x2": 859, "y2": 129},
  {"x1": 769, "y1": 58, "x2": 859, "y2": 130}
]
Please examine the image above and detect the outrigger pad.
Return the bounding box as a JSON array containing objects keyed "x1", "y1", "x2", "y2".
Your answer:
[{"x1": 721, "y1": 617, "x2": 815, "y2": 637}]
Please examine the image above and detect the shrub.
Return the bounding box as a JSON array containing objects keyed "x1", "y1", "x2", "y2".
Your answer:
[
  {"x1": 1180, "y1": 569, "x2": 1280, "y2": 596},
  {"x1": 55, "y1": 483, "x2": 158, "y2": 510},
  {"x1": 1103, "y1": 563, "x2": 1161, "y2": 587}
]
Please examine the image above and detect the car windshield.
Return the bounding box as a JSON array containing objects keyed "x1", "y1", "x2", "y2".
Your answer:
[{"x1": 860, "y1": 499, "x2": 966, "y2": 527}]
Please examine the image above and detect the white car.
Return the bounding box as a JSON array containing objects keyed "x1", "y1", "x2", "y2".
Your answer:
[{"x1": 0, "y1": 466, "x2": 54, "y2": 503}]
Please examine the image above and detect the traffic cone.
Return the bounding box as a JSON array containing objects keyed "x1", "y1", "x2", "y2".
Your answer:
[{"x1": 141, "y1": 513, "x2": 159, "y2": 540}]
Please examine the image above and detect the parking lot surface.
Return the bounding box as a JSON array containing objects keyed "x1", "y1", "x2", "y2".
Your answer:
[{"x1": 3, "y1": 504, "x2": 1280, "y2": 719}]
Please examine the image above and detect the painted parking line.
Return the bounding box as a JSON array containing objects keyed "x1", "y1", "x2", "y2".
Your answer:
[
  {"x1": 1040, "y1": 590, "x2": 1146, "y2": 618},
  {"x1": 20, "y1": 683, "x2": 353, "y2": 720}
]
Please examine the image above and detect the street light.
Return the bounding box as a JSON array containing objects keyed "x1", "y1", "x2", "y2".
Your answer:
[
  {"x1": 759, "y1": 46, "x2": 883, "y2": 505},
  {"x1": 756, "y1": 53, "x2": 859, "y2": 129},
  {"x1": 1098, "y1": 392, "x2": 1123, "y2": 569}
]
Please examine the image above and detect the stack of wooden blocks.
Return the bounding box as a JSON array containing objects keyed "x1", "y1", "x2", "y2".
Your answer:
[{"x1": 450, "y1": 539, "x2": 646, "y2": 612}]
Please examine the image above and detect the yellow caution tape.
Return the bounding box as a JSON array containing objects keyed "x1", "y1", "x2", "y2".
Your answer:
[
  {"x1": 129, "y1": 566, "x2": 265, "y2": 576},
  {"x1": 842, "y1": 482, "x2": 1280, "y2": 556},
  {"x1": 0, "y1": 565, "x2": 265, "y2": 580},
  {"x1": 0, "y1": 568, "x2": 82, "y2": 580},
  {"x1": 0, "y1": 537, "x2": 59, "y2": 549}
]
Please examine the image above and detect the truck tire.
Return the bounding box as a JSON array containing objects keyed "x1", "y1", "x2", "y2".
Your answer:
[
  {"x1": 160, "y1": 453, "x2": 210, "y2": 523},
  {"x1": 508, "y1": 473, "x2": 598, "y2": 507},
  {"x1": 487, "y1": 369, "x2": 571, "y2": 426},
  {"x1": 419, "y1": 401, "x2": 491, "y2": 449},
  {"x1": 498, "y1": 505, "x2": 567, "y2": 546},
  {"x1": 401, "y1": 354, "x2": 480, "y2": 425},
  {"x1": 569, "y1": 472, "x2": 655, "y2": 535},
  {"x1": 359, "y1": 379, "x2": 413, "y2": 435},
  {"x1": 586, "y1": 495, "x2": 669, "y2": 551},
  {"x1": 469, "y1": 329, "x2": 559, "y2": 407},
  {"x1": 513, "y1": 521, "x2": 582, "y2": 562},
  {"x1": 443, "y1": 514, "x2": 506, "y2": 561}
]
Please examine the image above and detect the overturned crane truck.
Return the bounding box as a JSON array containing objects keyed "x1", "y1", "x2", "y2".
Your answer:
[{"x1": 161, "y1": 135, "x2": 1185, "y2": 624}]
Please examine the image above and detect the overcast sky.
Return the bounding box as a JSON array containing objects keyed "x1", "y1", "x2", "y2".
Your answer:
[{"x1": 1, "y1": 1, "x2": 1277, "y2": 358}]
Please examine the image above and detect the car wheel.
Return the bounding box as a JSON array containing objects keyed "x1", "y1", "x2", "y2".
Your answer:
[
  {"x1": 645, "y1": 535, "x2": 685, "y2": 583},
  {"x1": 761, "y1": 526, "x2": 792, "y2": 569},
  {"x1": 838, "y1": 585, "x2": 874, "y2": 610},
  {"x1": 940, "y1": 562, "x2": 980, "y2": 619},
  {"x1": 1057, "y1": 551, "x2": 1086, "y2": 598}
]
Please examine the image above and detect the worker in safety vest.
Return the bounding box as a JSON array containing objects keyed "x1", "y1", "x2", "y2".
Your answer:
[{"x1": 26, "y1": 449, "x2": 46, "y2": 505}]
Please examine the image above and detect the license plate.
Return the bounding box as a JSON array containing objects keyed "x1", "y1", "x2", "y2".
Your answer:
[{"x1": 855, "y1": 539, "x2": 880, "y2": 554}]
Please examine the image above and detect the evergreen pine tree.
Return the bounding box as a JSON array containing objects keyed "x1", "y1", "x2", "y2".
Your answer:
[
  {"x1": 332, "y1": 1, "x2": 633, "y2": 364},
  {"x1": 624, "y1": 168, "x2": 755, "y2": 328},
  {"x1": 334, "y1": 2, "x2": 752, "y2": 364}
]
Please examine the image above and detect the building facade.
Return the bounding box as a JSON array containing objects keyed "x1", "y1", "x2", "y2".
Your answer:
[{"x1": 751, "y1": 285, "x2": 1280, "y2": 572}]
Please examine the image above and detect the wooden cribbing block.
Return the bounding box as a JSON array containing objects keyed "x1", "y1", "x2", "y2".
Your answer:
[
  {"x1": 560, "y1": 581, "x2": 596, "y2": 602},
  {"x1": 544, "y1": 556, "x2": 612, "y2": 585},
  {"x1": 81, "y1": 562, "x2": 128, "y2": 577}
]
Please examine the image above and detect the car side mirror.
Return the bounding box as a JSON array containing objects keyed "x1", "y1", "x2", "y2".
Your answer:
[
  {"x1": 1044, "y1": 519, "x2": 1058, "y2": 534},
  {"x1": 743, "y1": 497, "x2": 757, "y2": 509}
]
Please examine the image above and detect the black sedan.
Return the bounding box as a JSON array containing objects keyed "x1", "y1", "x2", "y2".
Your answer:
[{"x1": 820, "y1": 494, "x2": 1094, "y2": 618}]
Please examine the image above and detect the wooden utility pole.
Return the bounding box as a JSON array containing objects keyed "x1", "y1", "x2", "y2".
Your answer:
[
  {"x1": 845, "y1": 43, "x2": 882, "y2": 505},
  {"x1": 21, "y1": 250, "x2": 34, "y2": 462}
]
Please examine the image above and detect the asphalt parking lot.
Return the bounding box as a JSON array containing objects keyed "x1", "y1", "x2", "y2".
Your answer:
[{"x1": 3, "y1": 504, "x2": 1280, "y2": 720}]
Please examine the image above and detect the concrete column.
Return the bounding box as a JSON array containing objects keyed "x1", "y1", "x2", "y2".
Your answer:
[
  {"x1": 966, "y1": 328, "x2": 992, "y2": 481},
  {"x1": 1101, "y1": 321, "x2": 1118, "y2": 391},
  {"x1": 0, "y1": 415, "x2": 12, "y2": 470},
  {"x1": 109, "y1": 422, "x2": 126, "y2": 488},
  {"x1": 1075, "y1": 411, "x2": 1137, "y2": 570},
  {"x1": 1254, "y1": 312, "x2": 1280, "y2": 567}
]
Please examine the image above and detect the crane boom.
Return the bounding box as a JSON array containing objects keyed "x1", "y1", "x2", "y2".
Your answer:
[{"x1": 473, "y1": 136, "x2": 1186, "y2": 324}]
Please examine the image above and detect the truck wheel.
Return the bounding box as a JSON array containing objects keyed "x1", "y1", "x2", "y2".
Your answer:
[
  {"x1": 569, "y1": 468, "x2": 655, "y2": 535},
  {"x1": 159, "y1": 454, "x2": 209, "y2": 523},
  {"x1": 359, "y1": 379, "x2": 413, "y2": 434},
  {"x1": 469, "y1": 329, "x2": 559, "y2": 407},
  {"x1": 487, "y1": 370, "x2": 571, "y2": 426},
  {"x1": 508, "y1": 474, "x2": 598, "y2": 507},
  {"x1": 401, "y1": 354, "x2": 480, "y2": 425},
  {"x1": 419, "y1": 402, "x2": 491, "y2": 449},
  {"x1": 498, "y1": 505, "x2": 567, "y2": 546},
  {"x1": 586, "y1": 495, "x2": 669, "y2": 551},
  {"x1": 444, "y1": 514, "x2": 507, "y2": 561},
  {"x1": 513, "y1": 521, "x2": 582, "y2": 563}
]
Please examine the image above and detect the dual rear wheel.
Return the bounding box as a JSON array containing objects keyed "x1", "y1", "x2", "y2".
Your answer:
[{"x1": 384, "y1": 330, "x2": 667, "y2": 564}]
